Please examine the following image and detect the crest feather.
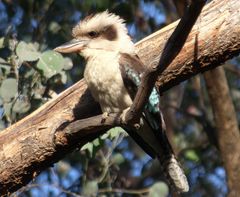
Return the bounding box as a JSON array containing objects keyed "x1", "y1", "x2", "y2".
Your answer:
[{"x1": 72, "y1": 11, "x2": 127, "y2": 37}]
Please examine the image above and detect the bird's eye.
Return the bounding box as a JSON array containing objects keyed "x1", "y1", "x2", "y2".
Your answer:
[{"x1": 88, "y1": 31, "x2": 99, "y2": 38}]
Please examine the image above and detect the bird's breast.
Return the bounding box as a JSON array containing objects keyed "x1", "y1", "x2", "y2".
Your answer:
[{"x1": 84, "y1": 52, "x2": 132, "y2": 113}]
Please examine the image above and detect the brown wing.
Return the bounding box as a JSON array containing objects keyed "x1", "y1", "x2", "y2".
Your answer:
[{"x1": 119, "y1": 53, "x2": 146, "y2": 100}]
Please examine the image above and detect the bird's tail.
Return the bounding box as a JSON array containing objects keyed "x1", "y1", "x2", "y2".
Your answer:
[
  {"x1": 158, "y1": 154, "x2": 189, "y2": 193},
  {"x1": 126, "y1": 113, "x2": 189, "y2": 193},
  {"x1": 155, "y1": 128, "x2": 189, "y2": 193}
]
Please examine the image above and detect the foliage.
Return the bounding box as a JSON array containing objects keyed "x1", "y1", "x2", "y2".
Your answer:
[
  {"x1": 0, "y1": 0, "x2": 239, "y2": 197},
  {"x1": 0, "y1": 37, "x2": 71, "y2": 126}
]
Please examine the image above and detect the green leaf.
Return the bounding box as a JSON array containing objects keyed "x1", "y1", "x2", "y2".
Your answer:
[
  {"x1": 0, "y1": 37, "x2": 4, "y2": 49},
  {"x1": 0, "y1": 78, "x2": 18, "y2": 102},
  {"x1": 112, "y1": 153, "x2": 125, "y2": 165},
  {"x1": 231, "y1": 89, "x2": 240, "y2": 100},
  {"x1": 37, "y1": 50, "x2": 64, "y2": 78},
  {"x1": 185, "y1": 150, "x2": 199, "y2": 162},
  {"x1": 16, "y1": 41, "x2": 41, "y2": 61},
  {"x1": 81, "y1": 142, "x2": 94, "y2": 157},
  {"x1": 12, "y1": 97, "x2": 31, "y2": 114},
  {"x1": 48, "y1": 21, "x2": 61, "y2": 34},
  {"x1": 109, "y1": 127, "x2": 125, "y2": 139},
  {"x1": 32, "y1": 82, "x2": 46, "y2": 99},
  {"x1": 59, "y1": 71, "x2": 67, "y2": 84},
  {"x1": 3, "y1": 102, "x2": 13, "y2": 118},
  {"x1": 82, "y1": 181, "x2": 98, "y2": 196},
  {"x1": 56, "y1": 161, "x2": 71, "y2": 177},
  {"x1": 100, "y1": 133, "x2": 109, "y2": 140},
  {"x1": 149, "y1": 182, "x2": 169, "y2": 197},
  {"x1": 93, "y1": 138, "x2": 100, "y2": 146},
  {"x1": 63, "y1": 57, "x2": 73, "y2": 70},
  {"x1": 100, "y1": 127, "x2": 125, "y2": 140},
  {"x1": 0, "y1": 120, "x2": 5, "y2": 131},
  {"x1": 0, "y1": 58, "x2": 11, "y2": 75}
]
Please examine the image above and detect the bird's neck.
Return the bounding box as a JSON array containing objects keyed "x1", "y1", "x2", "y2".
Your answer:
[
  {"x1": 80, "y1": 39, "x2": 135, "y2": 59},
  {"x1": 80, "y1": 48, "x2": 119, "y2": 60}
]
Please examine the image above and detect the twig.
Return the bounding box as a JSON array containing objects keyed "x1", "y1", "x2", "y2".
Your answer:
[
  {"x1": 12, "y1": 183, "x2": 83, "y2": 197},
  {"x1": 98, "y1": 187, "x2": 149, "y2": 195}
]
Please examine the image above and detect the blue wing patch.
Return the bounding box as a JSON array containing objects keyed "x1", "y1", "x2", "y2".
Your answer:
[{"x1": 124, "y1": 66, "x2": 160, "y2": 114}]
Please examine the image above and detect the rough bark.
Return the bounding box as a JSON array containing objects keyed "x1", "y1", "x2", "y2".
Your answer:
[
  {"x1": 137, "y1": 0, "x2": 240, "y2": 92},
  {"x1": 204, "y1": 67, "x2": 240, "y2": 197},
  {"x1": 0, "y1": 0, "x2": 240, "y2": 195}
]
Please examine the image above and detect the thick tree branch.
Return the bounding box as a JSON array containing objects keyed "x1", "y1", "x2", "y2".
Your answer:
[
  {"x1": 204, "y1": 67, "x2": 240, "y2": 197},
  {"x1": 54, "y1": 113, "x2": 121, "y2": 146},
  {"x1": 135, "y1": 0, "x2": 240, "y2": 92},
  {"x1": 0, "y1": 0, "x2": 240, "y2": 195}
]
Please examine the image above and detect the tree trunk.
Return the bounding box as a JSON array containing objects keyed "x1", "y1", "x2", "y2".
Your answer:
[
  {"x1": 0, "y1": 0, "x2": 240, "y2": 195},
  {"x1": 204, "y1": 67, "x2": 240, "y2": 197}
]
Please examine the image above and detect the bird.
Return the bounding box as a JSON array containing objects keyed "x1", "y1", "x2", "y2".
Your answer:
[{"x1": 54, "y1": 11, "x2": 189, "y2": 193}]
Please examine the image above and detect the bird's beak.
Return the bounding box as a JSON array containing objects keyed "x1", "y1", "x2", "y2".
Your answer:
[{"x1": 54, "y1": 39, "x2": 89, "y2": 53}]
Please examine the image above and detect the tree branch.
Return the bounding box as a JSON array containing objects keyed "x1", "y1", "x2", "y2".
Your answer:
[
  {"x1": 0, "y1": 0, "x2": 240, "y2": 195},
  {"x1": 204, "y1": 67, "x2": 240, "y2": 197}
]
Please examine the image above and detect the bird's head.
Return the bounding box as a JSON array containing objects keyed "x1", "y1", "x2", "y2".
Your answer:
[{"x1": 54, "y1": 11, "x2": 135, "y2": 58}]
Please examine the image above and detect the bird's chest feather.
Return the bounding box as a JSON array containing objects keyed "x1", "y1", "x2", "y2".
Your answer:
[{"x1": 84, "y1": 52, "x2": 132, "y2": 112}]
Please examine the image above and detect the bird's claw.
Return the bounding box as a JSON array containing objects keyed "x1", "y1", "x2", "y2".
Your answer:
[
  {"x1": 134, "y1": 118, "x2": 144, "y2": 130},
  {"x1": 120, "y1": 108, "x2": 143, "y2": 130},
  {"x1": 120, "y1": 107, "x2": 130, "y2": 124},
  {"x1": 101, "y1": 112, "x2": 109, "y2": 123},
  {"x1": 134, "y1": 123, "x2": 141, "y2": 129}
]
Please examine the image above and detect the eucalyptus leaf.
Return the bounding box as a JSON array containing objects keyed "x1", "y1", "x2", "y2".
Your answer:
[
  {"x1": 101, "y1": 133, "x2": 109, "y2": 140},
  {"x1": 82, "y1": 181, "x2": 98, "y2": 196},
  {"x1": 112, "y1": 153, "x2": 125, "y2": 165},
  {"x1": 185, "y1": 150, "x2": 199, "y2": 162},
  {"x1": 32, "y1": 82, "x2": 46, "y2": 99},
  {"x1": 231, "y1": 89, "x2": 240, "y2": 100},
  {"x1": 63, "y1": 57, "x2": 73, "y2": 70},
  {"x1": 0, "y1": 120, "x2": 5, "y2": 131},
  {"x1": 0, "y1": 97, "x2": 3, "y2": 106},
  {"x1": 13, "y1": 97, "x2": 31, "y2": 114},
  {"x1": 100, "y1": 127, "x2": 125, "y2": 140},
  {"x1": 37, "y1": 50, "x2": 64, "y2": 78},
  {"x1": 0, "y1": 58, "x2": 11, "y2": 75},
  {"x1": 16, "y1": 41, "x2": 41, "y2": 61},
  {"x1": 3, "y1": 102, "x2": 13, "y2": 118},
  {"x1": 48, "y1": 21, "x2": 61, "y2": 34},
  {"x1": 109, "y1": 127, "x2": 125, "y2": 139},
  {"x1": 56, "y1": 161, "x2": 71, "y2": 177},
  {"x1": 0, "y1": 65, "x2": 11, "y2": 75},
  {"x1": 8, "y1": 39, "x2": 18, "y2": 51},
  {"x1": 93, "y1": 138, "x2": 100, "y2": 146},
  {"x1": 149, "y1": 182, "x2": 169, "y2": 197},
  {"x1": 0, "y1": 37, "x2": 4, "y2": 49},
  {"x1": 0, "y1": 78, "x2": 18, "y2": 102},
  {"x1": 81, "y1": 142, "x2": 94, "y2": 157},
  {"x1": 60, "y1": 71, "x2": 67, "y2": 84}
]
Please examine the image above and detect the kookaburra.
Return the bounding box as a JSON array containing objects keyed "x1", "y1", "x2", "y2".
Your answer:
[{"x1": 55, "y1": 11, "x2": 189, "y2": 193}]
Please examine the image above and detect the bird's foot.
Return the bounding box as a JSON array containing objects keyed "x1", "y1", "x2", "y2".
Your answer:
[
  {"x1": 120, "y1": 107, "x2": 143, "y2": 130},
  {"x1": 120, "y1": 107, "x2": 130, "y2": 124},
  {"x1": 134, "y1": 118, "x2": 144, "y2": 130},
  {"x1": 101, "y1": 112, "x2": 109, "y2": 123}
]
